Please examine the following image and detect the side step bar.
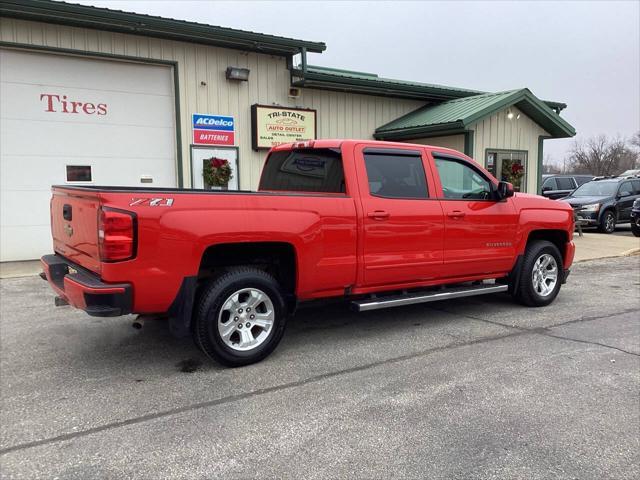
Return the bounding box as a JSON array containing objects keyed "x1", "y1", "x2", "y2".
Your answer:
[{"x1": 351, "y1": 284, "x2": 508, "y2": 312}]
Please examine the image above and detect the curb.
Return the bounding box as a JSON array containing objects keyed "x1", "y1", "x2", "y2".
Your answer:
[{"x1": 575, "y1": 249, "x2": 640, "y2": 263}]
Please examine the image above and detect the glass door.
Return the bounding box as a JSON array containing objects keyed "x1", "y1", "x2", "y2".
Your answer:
[
  {"x1": 486, "y1": 150, "x2": 528, "y2": 192},
  {"x1": 191, "y1": 146, "x2": 240, "y2": 190}
]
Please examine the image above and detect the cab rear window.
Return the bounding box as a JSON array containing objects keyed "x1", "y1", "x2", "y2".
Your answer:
[{"x1": 259, "y1": 149, "x2": 345, "y2": 193}]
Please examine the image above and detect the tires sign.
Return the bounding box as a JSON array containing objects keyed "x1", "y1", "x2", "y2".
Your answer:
[{"x1": 192, "y1": 114, "x2": 235, "y2": 146}]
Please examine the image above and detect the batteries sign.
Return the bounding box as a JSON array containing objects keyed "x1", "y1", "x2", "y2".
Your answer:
[{"x1": 192, "y1": 114, "x2": 235, "y2": 146}]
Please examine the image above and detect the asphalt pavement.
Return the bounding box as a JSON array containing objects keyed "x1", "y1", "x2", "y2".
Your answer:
[{"x1": 1, "y1": 257, "x2": 639, "y2": 479}]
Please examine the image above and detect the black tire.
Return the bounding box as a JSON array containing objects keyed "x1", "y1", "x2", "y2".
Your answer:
[
  {"x1": 598, "y1": 210, "x2": 616, "y2": 234},
  {"x1": 194, "y1": 268, "x2": 288, "y2": 367},
  {"x1": 631, "y1": 218, "x2": 640, "y2": 237},
  {"x1": 513, "y1": 240, "x2": 563, "y2": 307}
]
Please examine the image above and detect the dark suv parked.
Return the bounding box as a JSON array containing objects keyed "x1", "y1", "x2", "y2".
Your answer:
[
  {"x1": 541, "y1": 174, "x2": 594, "y2": 199},
  {"x1": 561, "y1": 176, "x2": 640, "y2": 233},
  {"x1": 631, "y1": 198, "x2": 640, "y2": 237}
]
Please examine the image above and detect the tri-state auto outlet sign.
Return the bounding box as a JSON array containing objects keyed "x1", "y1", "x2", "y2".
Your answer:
[
  {"x1": 192, "y1": 113, "x2": 235, "y2": 146},
  {"x1": 251, "y1": 104, "x2": 317, "y2": 150}
]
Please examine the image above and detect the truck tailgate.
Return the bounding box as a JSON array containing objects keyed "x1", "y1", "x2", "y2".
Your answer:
[{"x1": 51, "y1": 187, "x2": 102, "y2": 274}]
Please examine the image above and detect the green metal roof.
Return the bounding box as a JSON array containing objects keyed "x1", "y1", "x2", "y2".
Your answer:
[
  {"x1": 292, "y1": 65, "x2": 482, "y2": 101},
  {"x1": 0, "y1": 0, "x2": 326, "y2": 55},
  {"x1": 374, "y1": 89, "x2": 576, "y2": 140},
  {"x1": 293, "y1": 65, "x2": 567, "y2": 111}
]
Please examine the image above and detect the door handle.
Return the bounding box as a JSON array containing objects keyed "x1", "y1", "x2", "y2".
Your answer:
[
  {"x1": 367, "y1": 210, "x2": 390, "y2": 220},
  {"x1": 447, "y1": 210, "x2": 466, "y2": 219}
]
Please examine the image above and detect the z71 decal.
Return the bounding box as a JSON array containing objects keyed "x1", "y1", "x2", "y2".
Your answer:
[{"x1": 129, "y1": 198, "x2": 174, "y2": 207}]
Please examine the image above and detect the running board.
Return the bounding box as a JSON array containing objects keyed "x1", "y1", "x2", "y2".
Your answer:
[{"x1": 351, "y1": 284, "x2": 508, "y2": 312}]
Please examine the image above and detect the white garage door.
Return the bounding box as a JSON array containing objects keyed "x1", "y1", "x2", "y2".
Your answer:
[{"x1": 0, "y1": 48, "x2": 177, "y2": 262}]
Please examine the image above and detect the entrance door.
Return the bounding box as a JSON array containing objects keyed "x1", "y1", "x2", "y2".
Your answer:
[
  {"x1": 486, "y1": 150, "x2": 528, "y2": 192},
  {"x1": 355, "y1": 145, "x2": 444, "y2": 287},
  {"x1": 191, "y1": 146, "x2": 240, "y2": 190},
  {"x1": 432, "y1": 153, "x2": 518, "y2": 278},
  {"x1": 0, "y1": 48, "x2": 177, "y2": 261}
]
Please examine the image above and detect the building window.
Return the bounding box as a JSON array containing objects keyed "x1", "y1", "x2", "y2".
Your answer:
[
  {"x1": 485, "y1": 150, "x2": 528, "y2": 192},
  {"x1": 66, "y1": 165, "x2": 92, "y2": 182}
]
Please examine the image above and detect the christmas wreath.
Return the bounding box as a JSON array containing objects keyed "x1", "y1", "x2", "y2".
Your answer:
[
  {"x1": 501, "y1": 158, "x2": 525, "y2": 187},
  {"x1": 203, "y1": 157, "x2": 233, "y2": 187}
]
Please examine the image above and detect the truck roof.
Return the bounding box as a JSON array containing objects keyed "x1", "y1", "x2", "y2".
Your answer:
[{"x1": 270, "y1": 139, "x2": 468, "y2": 158}]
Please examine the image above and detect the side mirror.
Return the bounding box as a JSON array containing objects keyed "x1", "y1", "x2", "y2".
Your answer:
[
  {"x1": 541, "y1": 186, "x2": 551, "y2": 193},
  {"x1": 497, "y1": 181, "x2": 514, "y2": 199}
]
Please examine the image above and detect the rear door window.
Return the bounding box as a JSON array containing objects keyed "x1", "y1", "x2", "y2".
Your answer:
[
  {"x1": 259, "y1": 149, "x2": 345, "y2": 193},
  {"x1": 556, "y1": 177, "x2": 576, "y2": 190},
  {"x1": 575, "y1": 176, "x2": 592, "y2": 186},
  {"x1": 363, "y1": 151, "x2": 428, "y2": 199}
]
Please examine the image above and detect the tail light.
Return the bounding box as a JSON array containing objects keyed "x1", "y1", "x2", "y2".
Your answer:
[{"x1": 98, "y1": 208, "x2": 136, "y2": 262}]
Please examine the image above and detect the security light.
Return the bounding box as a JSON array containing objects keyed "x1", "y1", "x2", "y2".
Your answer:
[
  {"x1": 226, "y1": 67, "x2": 250, "y2": 81},
  {"x1": 507, "y1": 109, "x2": 514, "y2": 120}
]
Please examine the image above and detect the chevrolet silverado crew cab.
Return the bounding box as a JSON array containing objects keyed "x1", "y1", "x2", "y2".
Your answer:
[{"x1": 42, "y1": 140, "x2": 575, "y2": 366}]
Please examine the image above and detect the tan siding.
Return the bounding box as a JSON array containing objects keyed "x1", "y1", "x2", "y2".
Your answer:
[
  {"x1": 0, "y1": 18, "x2": 436, "y2": 188},
  {"x1": 471, "y1": 106, "x2": 549, "y2": 192},
  {"x1": 410, "y1": 135, "x2": 466, "y2": 153}
]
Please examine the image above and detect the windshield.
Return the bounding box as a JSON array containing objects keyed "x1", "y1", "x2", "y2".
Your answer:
[{"x1": 571, "y1": 181, "x2": 618, "y2": 197}]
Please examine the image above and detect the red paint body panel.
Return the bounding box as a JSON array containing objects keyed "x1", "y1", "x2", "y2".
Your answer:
[{"x1": 44, "y1": 140, "x2": 575, "y2": 315}]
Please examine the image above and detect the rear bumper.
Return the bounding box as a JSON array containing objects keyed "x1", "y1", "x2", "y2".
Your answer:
[{"x1": 40, "y1": 254, "x2": 132, "y2": 317}]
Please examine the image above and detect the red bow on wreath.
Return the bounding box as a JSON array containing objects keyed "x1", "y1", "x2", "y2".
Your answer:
[
  {"x1": 511, "y1": 163, "x2": 524, "y2": 175},
  {"x1": 210, "y1": 158, "x2": 228, "y2": 169},
  {"x1": 203, "y1": 157, "x2": 233, "y2": 186}
]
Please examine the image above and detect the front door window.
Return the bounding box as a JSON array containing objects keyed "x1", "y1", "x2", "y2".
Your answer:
[{"x1": 486, "y1": 150, "x2": 528, "y2": 192}]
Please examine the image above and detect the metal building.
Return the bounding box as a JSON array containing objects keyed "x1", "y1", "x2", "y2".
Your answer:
[{"x1": 0, "y1": 0, "x2": 576, "y2": 261}]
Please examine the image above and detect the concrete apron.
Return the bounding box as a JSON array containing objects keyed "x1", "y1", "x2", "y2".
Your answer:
[
  {"x1": 0, "y1": 234, "x2": 638, "y2": 279},
  {"x1": 573, "y1": 233, "x2": 640, "y2": 263}
]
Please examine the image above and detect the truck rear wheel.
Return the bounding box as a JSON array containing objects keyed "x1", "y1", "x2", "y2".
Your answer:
[
  {"x1": 514, "y1": 240, "x2": 563, "y2": 307},
  {"x1": 194, "y1": 268, "x2": 288, "y2": 367}
]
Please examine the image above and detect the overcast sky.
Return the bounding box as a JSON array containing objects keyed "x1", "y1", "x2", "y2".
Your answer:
[{"x1": 77, "y1": 0, "x2": 640, "y2": 164}]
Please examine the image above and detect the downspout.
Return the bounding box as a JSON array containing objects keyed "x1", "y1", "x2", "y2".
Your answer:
[
  {"x1": 537, "y1": 135, "x2": 552, "y2": 194},
  {"x1": 301, "y1": 46, "x2": 307, "y2": 74},
  {"x1": 464, "y1": 130, "x2": 475, "y2": 158},
  {"x1": 289, "y1": 47, "x2": 308, "y2": 87}
]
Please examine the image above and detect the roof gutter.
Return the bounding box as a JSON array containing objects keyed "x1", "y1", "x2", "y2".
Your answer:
[
  {"x1": 374, "y1": 122, "x2": 466, "y2": 140},
  {"x1": 292, "y1": 70, "x2": 473, "y2": 102},
  {"x1": 0, "y1": 0, "x2": 327, "y2": 55}
]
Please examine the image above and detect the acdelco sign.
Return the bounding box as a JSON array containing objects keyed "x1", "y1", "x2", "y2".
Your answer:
[{"x1": 192, "y1": 113, "x2": 235, "y2": 146}]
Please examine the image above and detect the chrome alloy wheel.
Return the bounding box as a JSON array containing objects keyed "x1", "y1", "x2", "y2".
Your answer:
[
  {"x1": 217, "y1": 288, "x2": 275, "y2": 352},
  {"x1": 604, "y1": 213, "x2": 615, "y2": 232},
  {"x1": 531, "y1": 253, "x2": 559, "y2": 297}
]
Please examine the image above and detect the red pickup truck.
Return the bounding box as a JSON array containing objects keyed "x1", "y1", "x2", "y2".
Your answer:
[{"x1": 42, "y1": 140, "x2": 575, "y2": 366}]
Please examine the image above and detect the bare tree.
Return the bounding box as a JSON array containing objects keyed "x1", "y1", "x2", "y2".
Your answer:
[
  {"x1": 566, "y1": 134, "x2": 639, "y2": 176},
  {"x1": 542, "y1": 163, "x2": 562, "y2": 174},
  {"x1": 631, "y1": 131, "x2": 640, "y2": 151}
]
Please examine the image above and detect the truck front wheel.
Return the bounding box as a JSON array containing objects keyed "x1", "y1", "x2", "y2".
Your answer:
[
  {"x1": 514, "y1": 240, "x2": 563, "y2": 307},
  {"x1": 598, "y1": 210, "x2": 616, "y2": 234},
  {"x1": 194, "y1": 268, "x2": 288, "y2": 367}
]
